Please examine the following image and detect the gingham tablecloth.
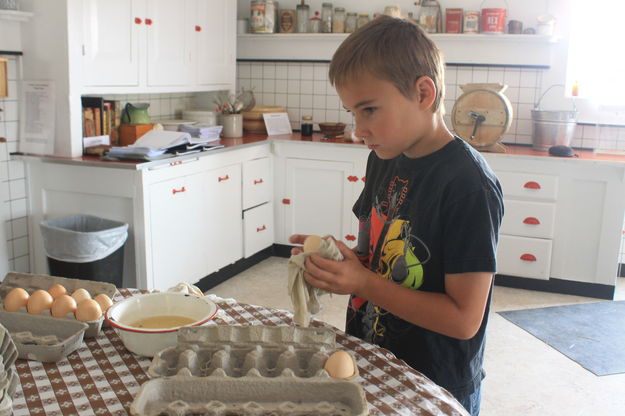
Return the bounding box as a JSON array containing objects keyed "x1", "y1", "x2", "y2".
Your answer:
[{"x1": 12, "y1": 289, "x2": 468, "y2": 416}]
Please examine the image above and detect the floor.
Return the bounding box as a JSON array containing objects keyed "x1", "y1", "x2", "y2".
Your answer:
[{"x1": 208, "y1": 256, "x2": 625, "y2": 416}]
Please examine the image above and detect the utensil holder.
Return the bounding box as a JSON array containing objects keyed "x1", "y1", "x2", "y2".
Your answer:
[{"x1": 220, "y1": 114, "x2": 243, "y2": 138}]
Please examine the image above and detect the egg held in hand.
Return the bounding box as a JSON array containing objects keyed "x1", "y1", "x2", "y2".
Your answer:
[
  {"x1": 51, "y1": 294, "x2": 77, "y2": 318},
  {"x1": 75, "y1": 298, "x2": 102, "y2": 321},
  {"x1": 324, "y1": 350, "x2": 356, "y2": 378},
  {"x1": 27, "y1": 289, "x2": 54, "y2": 315},
  {"x1": 3, "y1": 287, "x2": 30, "y2": 312},
  {"x1": 303, "y1": 235, "x2": 323, "y2": 253}
]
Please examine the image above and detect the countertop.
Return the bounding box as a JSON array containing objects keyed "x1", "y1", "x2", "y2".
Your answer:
[{"x1": 15, "y1": 133, "x2": 625, "y2": 169}]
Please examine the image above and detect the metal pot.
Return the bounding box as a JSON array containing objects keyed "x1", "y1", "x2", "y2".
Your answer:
[{"x1": 531, "y1": 85, "x2": 577, "y2": 151}]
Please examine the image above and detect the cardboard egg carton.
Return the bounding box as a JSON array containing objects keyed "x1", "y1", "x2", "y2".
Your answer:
[
  {"x1": 0, "y1": 272, "x2": 117, "y2": 338},
  {"x1": 149, "y1": 325, "x2": 358, "y2": 379},
  {"x1": 0, "y1": 310, "x2": 88, "y2": 362},
  {"x1": 0, "y1": 323, "x2": 18, "y2": 416},
  {"x1": 130, "y1": 376, "x2": 368, "y2": 416}
]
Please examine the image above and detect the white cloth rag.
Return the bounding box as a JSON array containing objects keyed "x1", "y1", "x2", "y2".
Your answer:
[{"x1": 287, "y1": 237, "x2": 344, "y2": 327}]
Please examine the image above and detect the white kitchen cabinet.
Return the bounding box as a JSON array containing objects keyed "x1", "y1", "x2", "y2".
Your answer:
[
  {"x1": 273, "y1": 141, "x2": 369, "y2": 246},
  {"x1": 242, "y1": 156, "x2": 271, "y2": 210},
  {"x1": 81, "y1": 0, "x2": 235, "y2": 90},
  {"x1": 243, "y1": 202, "x2": 274, "y2": 258}
]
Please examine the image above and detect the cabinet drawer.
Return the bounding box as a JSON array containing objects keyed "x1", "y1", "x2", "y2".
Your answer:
[
  {"x1": 243, "y1": 157, "x2": 271, "y2": 210},
  {"x1": 497, "y1": 171, "x2": 558, "y2": 201},
  {"x1": 496, "y1": 235, "x2": 552, "y2": 280},
  {"x1": 501, "y1": 200, "x2": 556, "y2": 239},
  {"x1": 243, "y1": 202, "x2": 274, "y2": 258}
]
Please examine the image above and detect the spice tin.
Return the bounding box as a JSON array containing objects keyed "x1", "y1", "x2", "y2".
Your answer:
[
  {"x1": 279, "y1": 9, "x2": 296, "y2": 33},
  {"x1": 250, "y1": 0, "x2": 278, "y2": 34},
  {"x1": 445, "y1": 8, "x2": 463, "y2": 33},
  {"x1": 463, "y1": 10, "x2": 480, "y2": 34},
  {"x1": 481, "y1": 8, "x2": 506, "y2": 34}
]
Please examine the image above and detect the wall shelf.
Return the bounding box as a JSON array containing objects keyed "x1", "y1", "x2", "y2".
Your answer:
[
  {"x1": 0, "y1": 9, "x2": 33, "y2": 22},
  {"x1": 237, "y1": 33, "x2": 558, "y2": 68}
]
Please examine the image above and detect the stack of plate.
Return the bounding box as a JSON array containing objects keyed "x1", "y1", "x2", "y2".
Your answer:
[{"x1": 0, "y1": 323, "x2": 18, "y2": 415}]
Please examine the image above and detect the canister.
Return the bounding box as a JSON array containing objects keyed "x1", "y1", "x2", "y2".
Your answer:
[
  {"x1": 445, "y1": 8, "x2": 463, "y2": 33},
  {"x1": 481, "y1": 8, "x2": 506, "y2": 34},
  {"x1": 279, "y1": 9, "x2": 296, "y2": 33},
  {"x1": 250, "y1": 0, "x2": 277, "y2": 34},
  {"x1": 463, "y1": 11, "x2": 480, "y2": 34}
]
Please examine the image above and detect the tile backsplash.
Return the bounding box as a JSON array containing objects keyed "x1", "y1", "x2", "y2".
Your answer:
[{"x1": 236, "y1": 61, "x2": 625, "y2": 150}]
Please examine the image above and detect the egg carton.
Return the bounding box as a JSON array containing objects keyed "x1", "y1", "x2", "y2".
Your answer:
[
  {"x1": 177, "y1": 324, "x2": 336, "y2": 348},
  {"x1": 0, "y1": 272, "x2": 117, "y2": 338},
  {"x1": 0, "y1": 324, "x2": 17, "y2": 372},
  {"x1": 150, "y1": 343, "x2": 359, "y2": 379},
  {"x1": 0, "y1": 309, "x2": 88, "y2": 362},
  {"x1": 0, "y1": 324, "x2": 18, "y2": 416},
  {"x1": 130, "y1": 376, "x2": 368, "y2": 416}
]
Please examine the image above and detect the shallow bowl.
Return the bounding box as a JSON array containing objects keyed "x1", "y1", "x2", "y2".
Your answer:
[
  {"x1": 105, "y1": 292, "x2": 218, "y2": 357},
  {"x1": 318, "y1": 122, "x2": 346, "y2": 137}
]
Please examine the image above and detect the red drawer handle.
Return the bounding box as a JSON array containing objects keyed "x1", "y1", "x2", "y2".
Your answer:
[
  {"x1": 524, "y1": 181, "x2": 541, "y2": 190},
  {"x1": 256, "y1": 225, "x2": 267, "y2": 232},
  {"x1": 253, "y1": 178, "x2": 264, "y2": 185},
  {"x1": 361, "y1": 176, "x2": 366, "y2": 182},
  {"x1": 169, "y1": 161, "x2": 182, "y2": 166},
  {"x1": 145, "y1": 18, "x2": 153, "y2": 25},
  {"x1": 195, "y1": 25, "x2": 202, "y2": 32},
  {"x1": 172, "y1": 186, "x2": 186, "y2": 194},
  {"x1": 345, "y1": 234, "x2": 356, "y2": 241},
  {"x1": 523, "y1": 217, "x2": 540, "y2": 225},
  {"x1": 282, "y1": 198, "x2": 291, "y2": 205},
  {"x1": 520, "y1": 253, "x2": 537, "y2": 262},
  {"x1": 134, "y1": 17, "x2": 142, "y2": 24},
  {"x1": 218, "y1": 174, "x2": 230, "y2": 182},
  {"x1": 347, "y1": 175, "x2": 358, "y2": 182}
]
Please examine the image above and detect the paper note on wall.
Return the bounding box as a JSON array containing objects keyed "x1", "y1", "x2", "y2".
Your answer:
[{"x1": 19, "y1": 80, "x2": 55, "y2": 155}]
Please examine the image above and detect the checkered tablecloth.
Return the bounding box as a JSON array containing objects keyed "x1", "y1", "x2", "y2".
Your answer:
[{"x1": 12, "y1": 289, "x2": 468, "y2": 416}]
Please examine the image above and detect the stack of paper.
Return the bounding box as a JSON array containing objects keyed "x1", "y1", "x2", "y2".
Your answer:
[{"x1": 179, "y1": 124, "x2": 223, "y2": 142}]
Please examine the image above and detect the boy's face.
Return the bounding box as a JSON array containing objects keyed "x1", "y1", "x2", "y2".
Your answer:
[{"x1": 336, "y1": 72, "x2": 436, "y2": 159}]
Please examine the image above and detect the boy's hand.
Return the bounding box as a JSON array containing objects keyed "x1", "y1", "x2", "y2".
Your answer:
[
  {"x1": 289, "y1": 234, "x2": 336, "y2": 255},
  {"x1": 304, "y1": 240, "x2": 373, "y2": 296}
]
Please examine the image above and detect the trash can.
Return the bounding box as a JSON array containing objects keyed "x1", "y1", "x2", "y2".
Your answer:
[{"x1": 40, "y1": 215, "x2": 128, "y2": 287}]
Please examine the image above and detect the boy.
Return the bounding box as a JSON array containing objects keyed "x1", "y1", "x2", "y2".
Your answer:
[{"x1": 290, "y1": 15, "x2": 503, "y2": 415}]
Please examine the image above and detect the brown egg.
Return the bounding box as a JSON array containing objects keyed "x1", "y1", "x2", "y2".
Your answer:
[
  {"x1": 324, "y1": 350, "x2": 355, "y2": 378},
  {"x1": 71, "y1": 288, "x2": 92, "y2": 304},
  {"x1": 93, "y1": 293, "x2": 113, "y2": 313},
  {"x1": 303, "y1": 235, "x2": 323, "y2": 253},
  {"x1": 27, "y1": 289, "x2": 54, "y2": 315},
  {"x1": 47, "y1": 283, "x2": 67, "y2": 299},
  {"x1": 75, "y1": 299, "x2": 102, "y2": 321},
  {"x1": 51, "y1": 294, "x2": 77, "y2": 318},
  {"x1": 3, "y1": 287, "x2": 29, "y2": 312}
]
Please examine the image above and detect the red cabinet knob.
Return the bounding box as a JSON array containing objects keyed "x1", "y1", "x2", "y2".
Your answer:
[
  {"x1": 347, "y1": 175, "x2": 358, "y2": 182},
  {"x1": 253, "y1": 178, "x2": 264, "y2": 185},
  {"x1": 256, "y1": 225, "x2": 267, "y2": 232},
  {"x1": 134, "y1": 17, "x2": 142, "y2": 24},
  {"x1": 218, "y1": 174, "x2": 230, "y2": 182},
  {"x1": 523, "y1": 217, "x2": 540, "y2": 225},
  {"x1": 172, "y1": 186, "x2": 186, "y2": 194},
  {"x1": 361, "y1": 176, "x2": 366, "y2": 182},
  {"x1": 145, "y1": 18, "x2": 153, "y2": 25},
  {"x1": 282, "y1": 198, "x2": 291, "y2": 205},
  {"x1": 195, "y1": 25, "x2": 202, "y2": 32},
  {"x1": 345, "y1": 234, "x2": 356, "y2": 241},
  {"x1": 523, "y1": 181, "x2": 541, "y2": 190},
  {"x1": 520, "y1": 253, "x2": 537, "y2": 262}
]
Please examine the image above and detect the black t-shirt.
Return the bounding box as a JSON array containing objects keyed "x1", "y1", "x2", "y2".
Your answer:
[{"x1": 347, "y1": 137, "x2": 504, "y2": 399}]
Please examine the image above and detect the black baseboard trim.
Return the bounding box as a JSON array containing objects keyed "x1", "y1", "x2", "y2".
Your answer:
[
  {"x1": 618, "y1": 263, "x2": 625, "y2": 278},
  {"x1": 273, "y1": 244, "x2": 294, "y2": 258},
  {"x1": 495, "y1": 274, "x2": 615, "y2": 300}
]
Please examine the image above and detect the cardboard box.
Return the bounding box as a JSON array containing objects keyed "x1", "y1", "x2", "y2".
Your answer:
[{"x1": 119, "y1": 124, "x2": 153, "y2": 146}]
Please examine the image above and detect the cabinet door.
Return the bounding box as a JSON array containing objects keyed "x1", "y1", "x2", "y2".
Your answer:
[
  {"x1": 242, "y1": 157, "x2": 271, "y2": 210},
  {"x1": 203, "y1": 164, "x2": 243, "y2": 274},
  {"x1": 196, "y1": 0, "x2": 235, "y2": 87},
  {"x1": 145, "y1": 0, "x2": 195, "y2": 86},
  {"x1": 283, "y1": 158, "x2": 357, "y2": 243},
  {"x1": 149, "y1": 173, "x2": 207, "y2": 290},
  {"x1": 243, "y1": 202, "x2": 274, "y2": 258},
  {"x1": 82, "y1": 0, "x2": 142, "y2": 86}
]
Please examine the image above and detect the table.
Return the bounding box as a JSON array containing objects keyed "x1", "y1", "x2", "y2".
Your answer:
[{"x1": 12, "y1": 289, "x2": 468, "y2": 416}]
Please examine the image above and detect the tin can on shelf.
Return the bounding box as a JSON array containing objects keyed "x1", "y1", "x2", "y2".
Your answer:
[
  {"x1": 463, "y1": 10, "x2": 480, "y2": 34},
  {"x1": 250, "y1": 0, "x2": 278, "y2": 34},
  {"x1": 481, "y1": 8, "x2": 506, "y2": 34},
  {"x1": 279, "y1": 9, "x2": 296, "y2": 33},
  {"x1": 445, "y1": 8, "x2": 463, "y2": 33},
  {"x1": 357, "y1": 14, "x2": 370, "y2": 29}
]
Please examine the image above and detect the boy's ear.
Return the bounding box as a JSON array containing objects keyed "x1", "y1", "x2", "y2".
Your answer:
[{"x1": 414, "y1": 76, "x2": 437, "y2": 110}]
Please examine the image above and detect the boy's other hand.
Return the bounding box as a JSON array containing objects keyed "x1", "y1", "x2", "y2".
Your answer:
[
  {"x1": 304, "y1": 240, "x2": 373, "y2": 296},
  {"x1": 289, "y1": 234, "x2": 309, "y2": 255}
]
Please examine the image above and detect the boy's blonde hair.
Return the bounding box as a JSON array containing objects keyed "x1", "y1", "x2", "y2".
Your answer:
[{"x1": 329, "y1": 15, "x2": 445, "y2": 113}]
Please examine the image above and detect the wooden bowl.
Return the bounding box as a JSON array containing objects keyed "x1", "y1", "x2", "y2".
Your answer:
[
  {"x1": 319, "y1": 122, "x2": 346, "y2": 138},
  {"x1": 242, "y1": 106, "x2": 284, "y2": 134}
]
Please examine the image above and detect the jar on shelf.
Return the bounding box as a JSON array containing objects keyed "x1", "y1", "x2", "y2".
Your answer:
[
  {"x1": 296, "y1": 0, "x2": 309, "y2": 33},
  {"x1": 383, "y1": 5, "x2": 401, "y2": 18},
  {"x1": 333, "y1": 7, "x2": 346, "y2": 33},
  {"x1": 250, "y1": 0, "x2": 278, "y2": 34},
  {"x1": 310, "y1": 11, "x2": 321, "y2": 33},
  {"x1": 301, "y1": 115, "x2": 313, "y2": 136},
  {"x1": 357, "y1": 14, "x2": 370, "y2": 29},
  {"x1": 321, "y1": 2, "x2": 333, "y2": 33},
  {"x1": 345, "y1": 12, "x2": 357, "y2": 33}
]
